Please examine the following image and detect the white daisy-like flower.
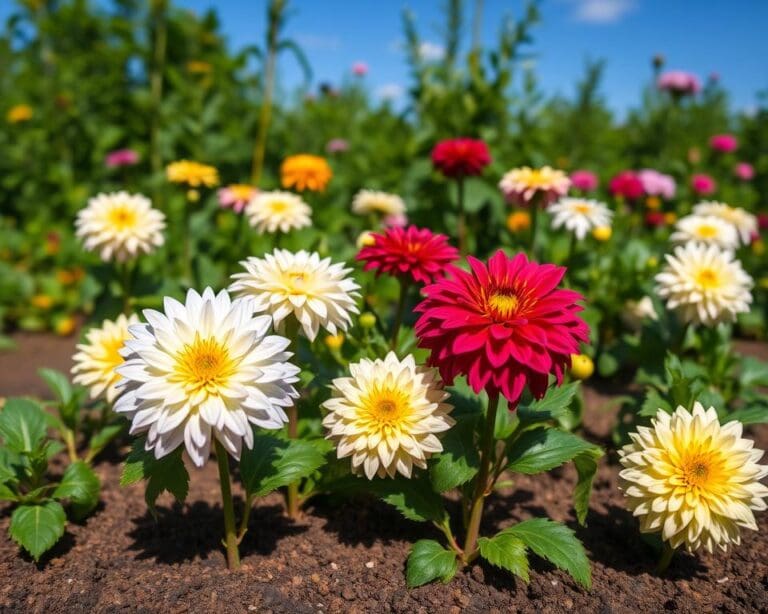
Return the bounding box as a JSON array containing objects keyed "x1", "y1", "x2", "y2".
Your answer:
[
  {"x1": 655, "y1": 242, "x2": 753, "y2": 326},
  {"x1": 322, "y1": 352, "x2": 454, "y2": 479},
  {"x1": 72, "y1": 313, "x2": 140, "y2": 403},
  {"x1": 351, "y1": 189, "x2": 406, "y2": 217},
  {"x1": 245, "y1": 190, "x2": 312, "y2": 234},
  {"x1": 229, "y1": 249, "x2": 360, "y2": 341},
  {"x1": 548, "y1": 197, "x2": 613, "y2": 240},
  {"x1": 619, "y1": 402, "x2": 768, "y2": 553},
  {"x1": 75, "y1": 191, "x2": 165, "y2": 262},
  {"x1": 693, "y1": 201, "x2": 758, "y2": 246},
  {"x1": 114, "y1": 288, "x2": 299, "y2": 466},
  {"x1": 670, "y1": 214, "x2": 740, "y2": 249}
]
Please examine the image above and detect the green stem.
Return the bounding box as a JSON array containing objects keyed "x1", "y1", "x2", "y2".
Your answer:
[
  {"x1": 237, "y1": 493, "x2": 255, "y2": 544},
  {"x1": 63, "y1": 429, "x2": 78, "y2": 464},
  {"x1": 435, "y1": 520, "x2": 463, "y2": 556},
  {"x1": 284, "y1": 317, "x2": 301, "y2": 519},
  {"x1": 656, "y1": 542, "x2": 676, "y2": 575},
  {"x1": 119, "y1": 261, "x2": 133, "y2": 316},
  {"x1": 390, "y1": 279, "x2": 410, "y2": 351},
  {"x1": 214, "y1": 439, "x2": 241, "y2": 570},
  {"x1": 456, "y1": 176, "x2": 467, "y2": 255}
]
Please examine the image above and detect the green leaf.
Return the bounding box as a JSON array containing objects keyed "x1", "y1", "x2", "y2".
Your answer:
[
  {"x1": 518, "y1": 383, "x2": 579, "y2": 425},
  {"x1": 507, "y1": 428, "x2": 596, "y2": 474},
  {"x1": 86, "y1": 423, "x2": 124, "y2": 460},
  {"x1": 429, "y1": 417, "x2": 479, "y2": 492},
  {"x1": 639, "y1": 389, "x2": 672, "y2": 417},
  {"x1": 240, "y1": 433, "x2": 327, "y2": 497},
  {"x1": 37, "y1": 368, "x2": 73, "y2": 406},
  {"x1": 505, "y1": 518, "x2": 591, "y2": 589},
  {"x1": 573, "y1": 449, "x2": 602, "y2": 525},
  {"x1": 9, "y1": 501, "x2": 67, "y2": 561},
  {"x1": 494, "y1": 405, "x2": 520, "y2": 439},
  {"x1": 406, "y1": 539, "x2": 458, "y2": 588},
  {"x1": 371, "y1": 475, "x2": 448, "y2": 524},
  {"x1": 53, "y1": 461, "x2": 100, "y2": 518},
  {"x1": 0, "y1": 482, "x2": 17, "y2": 501},
  {"x1": 727, "y1": 405, "x2": 768, "y2": 426},
  {"x1": 0, "y1": 398, "x2": 48, "y2": 454},
  {"x1": 478, "y1": 533, "x2": 530, "y2": 581},
  {"x1": 121, "y1": 438, "x2": 189, "y2": 512},
  {"x1": 739, "y1": 357, "x2": 768, "y2": 388}
]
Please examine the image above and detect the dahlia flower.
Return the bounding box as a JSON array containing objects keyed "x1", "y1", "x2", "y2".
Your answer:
[
  {"x1": 322, "y1": 352, "x2": 454, "y2": 479},
  {"x1": 351, "y1": 189, "x2": 406, "y2": 217},
  {"x1": 415, "y1": 250, "x2": 589, "y2": 405},
  {"x1": 709, "y1": 134, "x2": 738, "y2": 153},
  {"x1": 691, "y1": 174, "x2": 716, "y2": 196},
  {"x1": 506, "y1": 211, "x2": 531, "y2": 233},
  {"x1": 229, "y1": 249, "x2": 360, "y2": 341},
  {"x1": 638, "y1": 169, "x2": 676, "y2": 200},
  {"x1": 6, "y1": 104, "x2": 33, "y2": 123},
  {"x1": 75, "y1": 191, "x2": 165, "y2": 262},
  {"x1": 105, "y1": 149, "x2": 140, "y2": 168},
  {"x1": 670, "y1": 215, "x2": 739, "y2": 250},
  {"x1": 569, "y1": 170, "x2": 599, "y2": 192},
  {"x1": 245, "y1": 191, "x2": 312, "y2": 234},
  {"x1": 609, "y1": 171, "x2": 644, "y2": 200},
  {"x1": 548, "y1": 198, "x2": 613, "y2": 240},
  {"x1": 657, "y1": 71, "x2": 701, "y2": 97},
  {"x1": 498, "y1": 166, "x2": 571, "y2": 207},
  {"x1": 619, "y1": 403, "x2": 768, "y2": 553},
  {"x1": 431, "y1": 138, "x2": 491, "y2": 178},
  {"x1": 352, "y1": 62, "x2": 368, "y2": 76},
  {"x1": 72, "y1": 314, "x2": 140, "y2": 403},
  {"x1": 325, "y1": 138, "x2": 350, "y2": 154},
  {"x1": 166, "y1": 160, "x2": 219, "y2": 188},
  {"x1": 357, "y1": 225, "x2": 459, "y2": 286},
  {"x1": 693, "y1": 201, "x2": 757, "y2": 246},
  {"x1": 114, "y1": 288, "x2": 299, "y2": 466},
  {"x1": 280, "y1": 154, "x2": 332, "y2": 192},
  {"x1": 734, "y1": 162, "x2": 754, "y2": 181},
  {"x1": 655, "y1": 242, "x2": 753, "y2": 326},
  {"x1": 218, "y1": 184, "x2": 257, "y2": 214}
]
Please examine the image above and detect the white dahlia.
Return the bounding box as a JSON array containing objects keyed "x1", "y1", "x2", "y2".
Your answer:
[
  {"x1": 693, "y1": 201, "x2": 758, "y2": 246},
  {"x1": 655, "y1": 242, "x2": 753, "y2": 326},
  {"x1": 548, "y1": 197, "x2": 613, "y2": 240},
  {"x1": 114, "y1": 288, "x2": 299, "y2": 466},
  {"x1": 75, "y1": 191, "x2": 165, "y2": 262},
  {"x1": 619, "y1": 403, "x2": 768, "y2": 553},
  {"x1": 245, "y1": 190, "x2": 312, "y2": 234},
  {"x1": 72, "y1": 313, "x2": 140, "y2": 403},
  {"x1": 670, "y1": 214, "x2": 739, "y2": 249},
  {"x1": 229, "y1": 249, "x2": 360, "y2": 341},
  {"x1": 322, "y1": 352, "x2": 454, "y2": 479},
  {"x1": 351, "y1": 189, "x2": 406, "y2": 217}
]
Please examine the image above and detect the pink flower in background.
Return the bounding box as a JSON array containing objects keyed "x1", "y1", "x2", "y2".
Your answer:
[
  {"x1": 352, "y1": 62, "x2": 368, "y2": 76},
  {"x1": 691, "y1": 173, "x2": 716, "y2": 196},
  {"x1": 657, "y1": 71, "x2": 701, "y2": 97},
  {"x1": 105, "y1": 149, "x2": 139, "y2": 168},
  {"x1": 734, "y1": 162, "x2": 754, "y2": 181},
  {"x1": 383, "y1": 213, "x2": 408, "y2": 227},
  {"x1": 570, "y1": 170, "x2": 599, "y2": 192},
  {"x1": 709, "y1": 134, "x2": 738, "y2": 153},
  {"x1": 325, "y1": 138, "x2": 350, "y2": 154},
  {"x1": 217, "y1": 184, "x2": 257, "y2": 213},
  {"x1": 638, "y1": 169, "x2": 676, "y2": 200},
  {"x1": 609, "y1": 171, "x2": 644, "y2": 200}
]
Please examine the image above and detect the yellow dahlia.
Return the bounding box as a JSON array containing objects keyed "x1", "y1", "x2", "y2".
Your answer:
[
  {"x1": 245, "y1": 191, "x2": 312, "y2": 234},
  {"x1": 280, "y1": 154, "x2": 332, "y2": 192},
  {"x1": 7, "y1": 104, "x2": 33, "y2": 123},
  {"x1": 498, "y1": 165, "x2": 571, "y2": 207},
  {"x1": 619, "y1": 403, "x2": 768, "y2": 553},
  {"x1": 72, "y1": 314, "x2": 140, "y2": 402},
  {"x1": 693, "y1": 201, "x2": 758, "y2": 246},
  {"x1": 351, "y1": 189, "x2": 406, "y2": 217},
  {"x1": 166, "y1": 160, "x2": 219, "y2": 188},
  {"x1": 322, "y1": 352, "x2": 454, "y2": 479}
]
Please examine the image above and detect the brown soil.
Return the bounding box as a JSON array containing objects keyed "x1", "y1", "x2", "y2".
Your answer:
[{"x1": 1, "y1": 333, "x2": 768, "y2": 613}]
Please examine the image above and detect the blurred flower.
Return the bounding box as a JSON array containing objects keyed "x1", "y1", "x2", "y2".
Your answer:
[
  {"x1": 415, "y1": 250, "x2": 588, "y2": 405},
  {"x1": 645, "y1": 196, "x2": 661, "y2": 210},
  {"x1": 356, "y1": 231, "x2": 376, "y2": 249},
  {"x1": 186, "y1": 189, "x2": 200, "y2": 202},
  {"x1": 166, "y1": 160, "x2": 219, "y2": 188},
  {"x1": 569, "y1": 170, "x2": 599, "y2": 192},
  {"x1": 506, "y1": 210, "x2": 531, "y2": 233},
  {"x1": 280, "y1": 154, "x2": 332, "y2": 192},
  {"x1": 592, "y1": 226, "x2": 612, "y2": 241},
  {"x1": 322, "y1": 352, "x2": 454, "y2": 479},
  {"x1": 357, "y1": 225, "x2": 459, "y2": 286},
  {"x1": 569, "y1": 354, "x2": 593, "y2": 380},
  {"x1": 664, "y1": 212, "x2": 678, "y2": 225},
  {"x1": 671, "y1": 214, "x2": 740, "y2": 249},
  {"x1": 352, "y1": 61, "x2": 368, "y2": 76},
  {"x1": 691, "y1": 173, "x2": 716, "y2": 196},
  {"x1": 324, "y1": 333, "x2": 345, "y2": 351},
  {"x1": 609, "y1": 171, "x2": 644, "y2": 200},
  {"x1": 498, "y1": 166, "x2": 571, "y2": 208},
  {"x1": 549, "y1": 198, "x2": 613, "y2": 240},
  {"x1": 359, "y1": 312, "x2": 377, "y2": 329},
  {"x1": 229, "y1": 249, "x2": 360, "y2": 341},
  {"x1": 645, "y1": 211, "x2": 666, "y2": 228},
  {"x1": 105, "y1": 149, "x2": 140, "y2": 168},
  {"x1": 638, "y1": 169, "x2": 676, "y2": 200},
  {"x1": 75, "y1": 192, "x2": 165, "y2": 262},
  {"x1": 325, "y1": 138, "x2": 350, "y2": 154},
  {"x1": 383, "y1": 212, "x2": 408, "y2": 227},
  {"x1": 754, "y1": 240, "x2": 765, "y2": 256},
  {"x1": 186, "y1": 60, "x2": 213, "y2": 75},
  {"x1": 622, "y1": 296, "x2": 658, "y2": 331},
  {"x1": 693, "y1": 201, "x2": 757, "y2": 246},
  {"x1": 245, "y1": 191, "x2": 311, "y2": 234},
  {"x1": 431, "y1": 138, "x2": 491, "y2": 179},
  {"x1": 688, "y1": 147, "x2": 702, "y2": 165},
  {"x1": 218, "y1": 184, "x2": 257, "y2": 214},
  {"x1": 655, "y1": 242, "x2": 752, "y2": 326},
  {"x1": 45, "y1": 231, "x2": 61, "y2": 256},
  {"x1": 709, "y1": 134, "x2": 738, "y2": 153},
  {"x1": 32, "y1": 294, "x2": 53, "y2": 310},
  {"x1": 55, "y1": 316, "x2": 77, "y2": 337},
  {"x1": 758, "y1": 213, "x2": 768, "y2": 231},
  {"x1": 7, "y1": 104, "x2": 33, "y2": 123},
  {"x1": 657, "y1": 70, "x2": 701, "y2": 97},
  {"x1": 56, "y1": 269, "x2": 77, "y2": 285},
  {"x1": 72, "y1": 314, "x2": 139, "y2": 402},
  {"x1": 352, "y1": 189, "x2": 406, "y2": 217},
  {"x1": 734, "y1": 162, "x2": 754, "y2": 181},
  {"x1": 115, "y1": 288, "x2": 299, "y2": 466},
  {"x1": 619, "y1": 403, "x2": 768, "y2": 553}
]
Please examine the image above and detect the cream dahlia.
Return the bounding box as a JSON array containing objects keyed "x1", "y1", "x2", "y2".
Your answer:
[
  {"x1": 548, "y1": 197, "x2": 613, "y2": 240},
  {"x1": 619, "y1": 403, "x2": 768, "y2": 553},
  {"x1": 75, "y1": 192, "x2": 165, "y2": 262},
  {"x1": 693, "y1": 201, "x2": 758, "y2": 246},
  {"x1": 655, "y1": 242, "x2": 753, "y2": 326},
  {"x1": 114, "y1": 288, "x2": 299, "y2": 466},
  {"x1": 322, "y1": 352, "x2": 454, "y2": 479},
  {"x1": 670, "y1": 214, "x2": 739, "y2": 249},
  {"x1": 245, "y1": 191, "x2": 312, "y2": 234},
  {"x1": 351, "y1": 189, "x2": 406, "y2": 217},
  {"x1": 72, "y1": 314, "x2": 140, "y2": 402},
  {"x1": 229, "y1": 249, "x2": 361, "y2": 341},
  {"x1": 498, "y1": 166, "x2": 571, "y2": 208}
]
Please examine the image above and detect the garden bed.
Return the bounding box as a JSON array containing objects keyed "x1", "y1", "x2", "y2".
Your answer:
[{"x1": 1, "y1": 333, "x2": 767, "y2": 613}]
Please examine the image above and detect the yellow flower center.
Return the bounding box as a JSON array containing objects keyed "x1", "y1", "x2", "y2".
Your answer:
[
  {"x1": 101, "y1": 336, "x2": 126, "y2": 370},
  {"x1": 676, "y1": 450, "x2": 725, "y2": 494},
  {"x1": 573, "y1": 202, "x2": 592, "y2": 214},
  {"x1": 361, "y1": 387, "x2": 410, "y2": 427},
  {"x1": 526, "y1": 170, "x2": 546, "y2": 187},
  {"x1": 229, "y1": 185, "x2": 254, "y2": 200},
  {"x1": 108, "y1": 206, "x2": 137, "y2": 231},
  {"x1": 695, "y1": 224, "x2": 718, "y2": 239},
  {"x1": 268, "y1": 200, "x2": 288, "y2": 214},
  {"x1": 695, "y1": 267, "x2": 720, "y2": 289},
  {"x1": 488, "y1": 290, "x2": 520, "y2": 319},
  {"x1": 173, "y1": 336, "x2": 235, "y2": 393}
]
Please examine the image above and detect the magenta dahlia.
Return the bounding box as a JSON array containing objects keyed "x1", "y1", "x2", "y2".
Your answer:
[{"x1": 431, "y1": 138, "x2": 491, "y2": 179}]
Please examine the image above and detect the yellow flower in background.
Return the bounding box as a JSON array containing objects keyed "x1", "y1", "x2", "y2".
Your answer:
[
  {"x1": 280, "y1": 154, "x2": 332, "y2": 192},
  {"x1": 32, "y1": 294, "x2": 53, "y2": 310},
  {"x1": 356, "y1": 231, "x2": 376, "y2": 249},
  {"x1": 55, "y1": 316, "x2": 77, "y2": 337},
  {"x1": 592, "y1": 226, "x2": 612, "y2": 241},
  {"x1": 664, "y1": 212, "x2": 677, "y2": 225},
  {"x1": 7, "y1": 104, "x2": 33, "y2": 123},
  {"x1": 645, "y1": 196, "x2": 661, "y2": 210},
  {"x1": 324, "y1": 333, "x2": 345, "y2": 351},
  {"x1": 506, "y1": 210, "x2": 531, "y2": 233},
  {"x1": 186, "y1": 60, "x2": 213, "y2": 74},
  {"x1": 166, "y1": 160, "x2": 219, "y2": 188},
  {"x1": 619, "y1": 403, "x2": 768, "y2": 553},
  {"x1": 569, "y1": 354, "x2": 594, "y2": 380}
]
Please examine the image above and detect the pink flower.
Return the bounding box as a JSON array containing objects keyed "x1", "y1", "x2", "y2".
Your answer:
[
  {"x1": 609, "y1": 171, "x2": 644, "y2": 200},
  {"x1": 657, "y1": 71, "x2": 701, "y2": 97},
  {"x1": 637, "y1": 169, "x2": 676, "y2": 200},
  {"x1": 709, "y1": 134, "x2": 738, "y2": 153},
  {"x1": 735, "y1": 162, "x2": 754, "y2": 181},
  {"x1": 569, "y1": 170, "x2": 599, "y2": 192},
  {"x1": 383, "y1": 213, "x2": 408, "y2": 227},
  {"x1": 691, "y1": 174, "x2": 716, "y2": 196},
  {"x1": 217, "y1": 184, "x2": 257, "y2": 213},
  {"x1": 352, "y1": 62, "x2": 368, "y2": 76},
  {"x1": 325, "y1": 138, "x2": 350, "y2": 154},
  {"x1": 105, "y1": 149, "x2": 139, "y2": 168}
]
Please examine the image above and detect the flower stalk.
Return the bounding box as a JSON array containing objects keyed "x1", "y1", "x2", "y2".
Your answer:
[{"x1": 215, "y1": 439, "x2": 241, "y2": 570}]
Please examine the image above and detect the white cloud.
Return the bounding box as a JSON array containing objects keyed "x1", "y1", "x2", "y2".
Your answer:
[
  {"x1": 418, "y1": 41, "x2": 445, "y2": 62},
  {"x1": 295, "y1": 33, "x2": 341, "y2": 51},
  {"x1": 375, "y1": 83, "x2": 405, "y2": 101},
  {"x1": 570, "y1": 0, "x2": 636, "y2": 24}
]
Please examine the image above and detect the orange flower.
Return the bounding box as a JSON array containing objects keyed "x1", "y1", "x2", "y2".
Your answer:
[
  {"x1": 32, "y1": 294, "x2": 53, "y2": 310},
  {"x1": 56, "y1": 270, "x2": 77, "y2": 285},
  {"x1": 280, "y1": 154, "x2": 332, "y2": 192},
  {"x1": 664, "y1": 212, "x2": 678, "y2": 225},
  {"x1": 506, "y1": 211, "x2": 531, "y2": 233},
  {"x1": 645, "y1": 196, "x2": 661, "y2": 210},
  {"x1": 55, "y1": 316, "x2": 77, "y2": 337},
  {"x1": 166, "y1": 160, "x2": 219, "y2": 188},
  {"x1": 7, "y1": 104, "x2": 33, "y2": 123}
]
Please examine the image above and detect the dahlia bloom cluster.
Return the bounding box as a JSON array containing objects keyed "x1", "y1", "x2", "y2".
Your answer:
[
  {"x1": 691, "y1": 173, "x2": 716, "y2": 196},
  {"x1": 693, "y1": 201, "x2": 757, "y2": 245},
  {"x1": 166, "y1": 160, "x2": 219, "y2": 188},
  {"x1": 245, "y1": 191, "x2": 312, "y2": 234},
  {"x1": 637, "y1": 169, "x2": 676, "y2": 200},
  {"x1": 548, "y1": 198, "x2": 613, "y2": 240},
  {"x1": 217, "y1": 184, "x2": 257, "y2": 214},
  {"x1": 657, "y1": 71, "x2": 701, "y2": 97},
  {"x1": 431, "y1": 138, "x2": 491, "y2": 178},
  {"x1": 498, "y1": 166, "x2": 571, "y2": 208}
]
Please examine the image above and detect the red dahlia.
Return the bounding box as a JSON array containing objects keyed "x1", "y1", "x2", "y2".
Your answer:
[
  {"x1": 609, "y1": 171, "x2": 644, "y2": 200},
  {"x1": 357, "y1": 225, "x2": 459, "y2": 285},
  {"x1": 431, "y1": 138, "x2": 491, "y2": 179},
  {"x1": 415, "y1": 250, "x2": 588, "y2": 405}
]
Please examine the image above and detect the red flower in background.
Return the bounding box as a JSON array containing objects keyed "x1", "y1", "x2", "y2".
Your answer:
[
  {"x1": 431, "y1": 138, "x2": 491, "y2": 178},
  {"x1": 645, "y1": 211, "x2": 666, "y2": 228},
  {"x1": 357, "y1": 225, "x2": 459, "y2": 286},
  {"x1": 709, "y1": 134, "x2": 738, "y2": 153},
  {"x1": 415, "y1": 250, "x2": 589, "y2": 405},
  {"x1": 609, "y1": 171, "x2": 644, "y2": 200},
  {"x1": 691, "y1": 173, "x2": 716, "y2": 196}
]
